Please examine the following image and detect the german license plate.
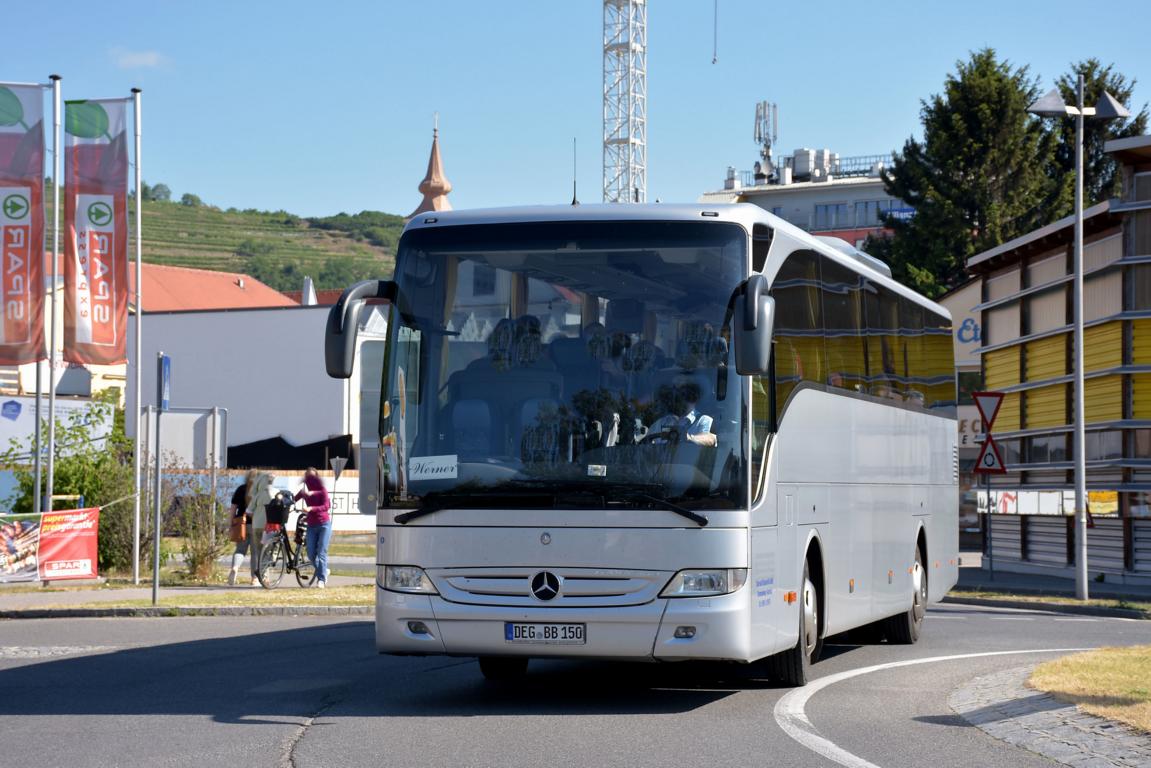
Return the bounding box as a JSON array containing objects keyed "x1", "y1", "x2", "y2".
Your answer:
[{"x1": 504, "y1": 622, "x2": 586, "y2": 645}]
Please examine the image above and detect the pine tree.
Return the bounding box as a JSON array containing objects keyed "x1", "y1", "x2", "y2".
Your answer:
[
  {"x1": 880, "y1": 49, "x2": 1059, "y2": 297},
  {"x1": 1049, "y1": 59, "x2": 1149, "y2": 205}
]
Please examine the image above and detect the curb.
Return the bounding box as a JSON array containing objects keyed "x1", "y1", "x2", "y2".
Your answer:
[
  {"x1": 0, "y1": 605, "x2": 373, "y2": 619},
  {"x1": 942, "y1": 594, "x2": 1148, "y2": 620}
]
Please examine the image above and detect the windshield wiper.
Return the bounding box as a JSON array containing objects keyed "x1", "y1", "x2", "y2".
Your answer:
[
  {"x1": 615, "y1": 491, "x2": 709, "y2": 527},
  {"x1": 393, "y1": 489, "x2": 556, "y2": 524}
]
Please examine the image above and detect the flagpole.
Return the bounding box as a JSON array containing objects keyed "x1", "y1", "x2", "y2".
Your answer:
[
  {"x1": 131, "y1": 88, "x2": 143, "y2": 584},
  {"x1": 45, "y1": 74, "x2": 60, "y2": 512},
  {"x1": 33, "y1": 360, "x2": 42, "y2": 513}
]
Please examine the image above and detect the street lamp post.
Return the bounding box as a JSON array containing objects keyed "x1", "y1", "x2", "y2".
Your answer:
[{"x1": 1028, "y1": 74, "x2": 1129, "y2": 601}]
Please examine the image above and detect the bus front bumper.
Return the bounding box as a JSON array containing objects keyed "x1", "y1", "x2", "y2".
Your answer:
[{"x1": 376, "y1": 588, "x2": 752, "y2": 662}]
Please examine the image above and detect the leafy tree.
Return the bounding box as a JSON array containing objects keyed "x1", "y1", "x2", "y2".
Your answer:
[
  {"x1": 1048, "y1": 59, "x2": 1149, "y2": 205},
  {"x1": 880, "y1": 49, "x2": 1059, "y2": 297},
  {"x1": 318, "y1": 256, "x2": 366, "y2": 288},
  {"x1": 180, "y1": 192, "x2": 203, "y2": 207},
  {"x1": 2, "y1": 393, "x2": 141, "y2": 571},
  {"x1": 235, "y1": 238, "x2": 275, "y2": 259},
  {"x1": 246, "y1": 252, "x2": 304, "y2": 292},
  {"x1": 149, "y1": 182, "x2": 171, "y2": 202},
  {"x1": 308, "y1": 210, "x2": 405, "y2": 250}
]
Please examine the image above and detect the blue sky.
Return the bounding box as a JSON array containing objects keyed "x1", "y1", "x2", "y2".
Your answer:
[{"x1": 4, "y1": 0, "x2": 1149, "y2": 217}]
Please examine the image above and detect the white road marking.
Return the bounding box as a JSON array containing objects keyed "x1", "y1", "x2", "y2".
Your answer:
[
  {"x1": 925, "y1": 616, "x2": 965, "y2": 620},
  {"x1": 0, "y1": 646, "x2": 118, "y2": 659},
  {"x1": 1054, "y1": 618, "x2": 1098, "y2": 622},
  {"x1": 773, "y1": 648, "x2": 1092, "y2": 768},
  {"x1": 989, "y1": 617, "x2": 1033, "y2": 621}
]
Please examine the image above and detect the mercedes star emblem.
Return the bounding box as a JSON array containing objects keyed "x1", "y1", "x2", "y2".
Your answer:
[{"x1": 530, "y1": 571, "x2": 560, "y2": 601}]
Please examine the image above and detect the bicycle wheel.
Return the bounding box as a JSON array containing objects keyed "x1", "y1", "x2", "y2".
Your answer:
[
  {"x1": 258, "y1": 540, "x2": 286, "y2": 588},
  {"x1": 295, "y1": 544, "x2": 317, "y2": 588}
]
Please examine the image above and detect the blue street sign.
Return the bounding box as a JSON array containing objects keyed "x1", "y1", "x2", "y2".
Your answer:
[{"x1": 158, "y1": 354, "x2": 171, "y2": 412}]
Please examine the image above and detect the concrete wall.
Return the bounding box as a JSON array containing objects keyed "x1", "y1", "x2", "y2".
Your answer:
[{"x1": 125, "y1": 306, "x2": 355, "y2": 448}]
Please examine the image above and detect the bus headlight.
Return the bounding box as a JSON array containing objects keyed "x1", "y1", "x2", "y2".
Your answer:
[
  {"x1": 660, "y1": 569, "x2": 748, "y2": 597},
  {"x1": 382, "y1": 565, "x2": 439, "y2": 594}
]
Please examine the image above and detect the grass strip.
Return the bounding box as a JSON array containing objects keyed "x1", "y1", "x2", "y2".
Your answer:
[
  {"x1": 38, "y1": 584, "x2": 374, "y2": 610},
  {"x1": 1030, "y1": 645, "x2": 1151, "y2": 734},
  {"x1": 949, "y1": 588, "x2": 1151, "y2": 618},
  {"x1": 326, "y1": 542, "x2": 375, "y2": 558}
]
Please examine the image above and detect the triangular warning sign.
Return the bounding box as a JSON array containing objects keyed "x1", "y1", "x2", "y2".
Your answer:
[
  {"x1": 975, "y1": 435, "x2": 1007, "y2": 474},
  {"x1": 973, "y1": 391, "x2": 1004, "y2": 431},
  {"x1": 329, "y1": 456, "x2": 348, "y2": 483}
]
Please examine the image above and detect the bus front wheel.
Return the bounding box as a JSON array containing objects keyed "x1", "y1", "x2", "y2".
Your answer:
[
  {"x1": 479, "y1": 656, "x2": 529, "y2": 681},
  {"x1": 764, "y1": 561, "x2": 821, "y2": 687}
]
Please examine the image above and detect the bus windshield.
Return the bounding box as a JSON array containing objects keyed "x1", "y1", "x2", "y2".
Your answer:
[{"x1": 379, "y1": 219, "x2": 748, "y2": 513}]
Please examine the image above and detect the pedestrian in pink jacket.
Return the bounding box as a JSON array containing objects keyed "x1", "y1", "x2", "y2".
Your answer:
[{"x1": 294, "y1": 468, "x2": 332, "y2": 587}]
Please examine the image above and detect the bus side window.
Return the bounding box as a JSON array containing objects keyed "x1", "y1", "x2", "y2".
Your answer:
[{"x1": 771, "y1": 249, "x2": 826, "y2": 419}]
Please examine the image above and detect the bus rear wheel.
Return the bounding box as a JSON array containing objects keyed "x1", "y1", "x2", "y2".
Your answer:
[
  {"x1": 764, "y1": 561, "x2": 821, "y2": 687},
  {"x1": 478, "y1": 656, "x2": 529, "y2": 681},
  {"x1": 883, "y1": 546, "x2": 926, "y2": 644}
]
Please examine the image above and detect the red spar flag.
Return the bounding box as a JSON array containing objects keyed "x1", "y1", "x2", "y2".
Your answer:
[
  {"x1": 0, "y1": 84, "x2": 46, "y2": 365},
  {"x1": 64, "y1": 98, "x2": 129, "y2": 365}
]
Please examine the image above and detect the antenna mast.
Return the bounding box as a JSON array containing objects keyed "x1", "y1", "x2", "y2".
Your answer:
[
  {"x1": 754, "y1": 100, "x2": 778, "y2": 182},
  {"x1": 603, "y1": 0, "x2": 647, "y2": 203}
]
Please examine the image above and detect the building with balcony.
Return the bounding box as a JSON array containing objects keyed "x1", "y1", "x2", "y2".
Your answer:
[{"x1": 965, "y1": 136, "x2": 1151, "y2": 583}]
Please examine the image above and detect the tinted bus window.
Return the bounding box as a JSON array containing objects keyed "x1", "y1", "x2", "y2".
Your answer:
[
  {"x1": 820, "y1": 257, "x2": 866, "y2": 393},
  {"x1": 923, "y1": 309, "x2": 956, "y2": 412},
  {"x1": 900, "y1": 296, "x2": 925, "y2": 405},
  {"x1": 864, "y1": 282, "x2": 902, "y2": 400},
  {"x1": 772, "y1": 250, "x2": 826, "y2": 413}
]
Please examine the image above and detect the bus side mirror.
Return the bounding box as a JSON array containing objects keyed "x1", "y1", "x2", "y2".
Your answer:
[
  {"x1": 733, "y1": 274, "x2": 774, "y2": 375},
  {"x1": 325, "y1": 280, "x2": 397, "y2": 378}
]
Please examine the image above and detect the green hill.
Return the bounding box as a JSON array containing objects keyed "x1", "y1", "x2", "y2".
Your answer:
[
  {"x1": 47, "y1": 183, "x2": 404, "y2": 292},
  {"x1": 135, "y1": 201, "x2": 404, "y2": 291}
]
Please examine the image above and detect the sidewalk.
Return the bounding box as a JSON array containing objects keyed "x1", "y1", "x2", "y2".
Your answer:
[
  {"x1": 956, "y1": 551, "x2": 1151, "y2": 599},
  {"x1": 946, "y1": 551, "x2": 1151, "y2": 618},
  {"x1": 0, "y1": 556, "x2": 375, "y2": 617}
]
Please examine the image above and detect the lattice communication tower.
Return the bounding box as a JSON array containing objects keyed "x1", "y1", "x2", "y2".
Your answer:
[{"x1": 603, "y1": 0, "x2": 646, "y2": 203}]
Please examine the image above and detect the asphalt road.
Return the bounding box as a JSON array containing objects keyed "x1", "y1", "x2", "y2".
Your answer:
[{"x1": 1, "y1": 604, "x2": 1148, "y2": 768}]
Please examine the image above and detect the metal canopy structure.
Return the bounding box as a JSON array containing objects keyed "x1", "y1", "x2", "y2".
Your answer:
[{"x1": 603, "y1": 0, "x2": 646, "y2": 204}]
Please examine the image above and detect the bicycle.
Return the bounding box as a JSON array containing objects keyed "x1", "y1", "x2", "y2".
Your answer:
[{"x1": 257, "y1": 501, "x2": 318, "y2": 589}]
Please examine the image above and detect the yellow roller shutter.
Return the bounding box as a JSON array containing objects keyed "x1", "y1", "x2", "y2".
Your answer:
[
  {"x1": 1025, "y1": 335, "x2": 1067, "y2": 381},
  {"x1": 1133, "y1": 374, "x2": 1151, "y2": 419},
  {"x1": 1133, "y1": 320, "x2": 1151, "y2": 364},
  {"x1": 1085, "y1": 375, "x2": 1122, "y2": 423},
  {"x1": 996, "y1": 392, "x2": 1021, "y2": 432},
  {"x1": 1026, "y1": 384, "x2": 1067, "y2": 428},
  {"x1": 1084, "y1": 322, "x2": 1122, "y2": 371},
  {"x1": 984, "y1": 346, "x2": 1021, "y2": 390}
]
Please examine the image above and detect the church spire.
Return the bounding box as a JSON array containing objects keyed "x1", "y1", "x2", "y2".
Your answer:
[{"x1": 407, "y1": 116, "x2": 452, "y2": 219}]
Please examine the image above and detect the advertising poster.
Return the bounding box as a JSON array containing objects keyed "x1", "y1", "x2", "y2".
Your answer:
[
  {"x1": 0, "y1": 507, "x2": 99, "y2": 583},
  {"x1": 0, "y1": 513, "x2": 40, "y2": 582},
  {"x1": 63, "y1": 98, "x2": 129, "y2": 365},
  {"x1": 37, "y1": 507, "x2": 99, "y2": 579},
  {"x1": 0, "y1": 83, "x2": 46, "y2": 365}
]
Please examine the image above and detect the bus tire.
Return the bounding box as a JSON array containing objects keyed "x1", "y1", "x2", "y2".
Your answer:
[
  {"x1": 765, "y1": 561, "x2": 821, "y2": 687},
  {"x1": 883, "y1": 546, "x2": 926, "y2": 644},
  {"x1": 478, "y1": 656, "x2": 529, "y2": 681}
]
